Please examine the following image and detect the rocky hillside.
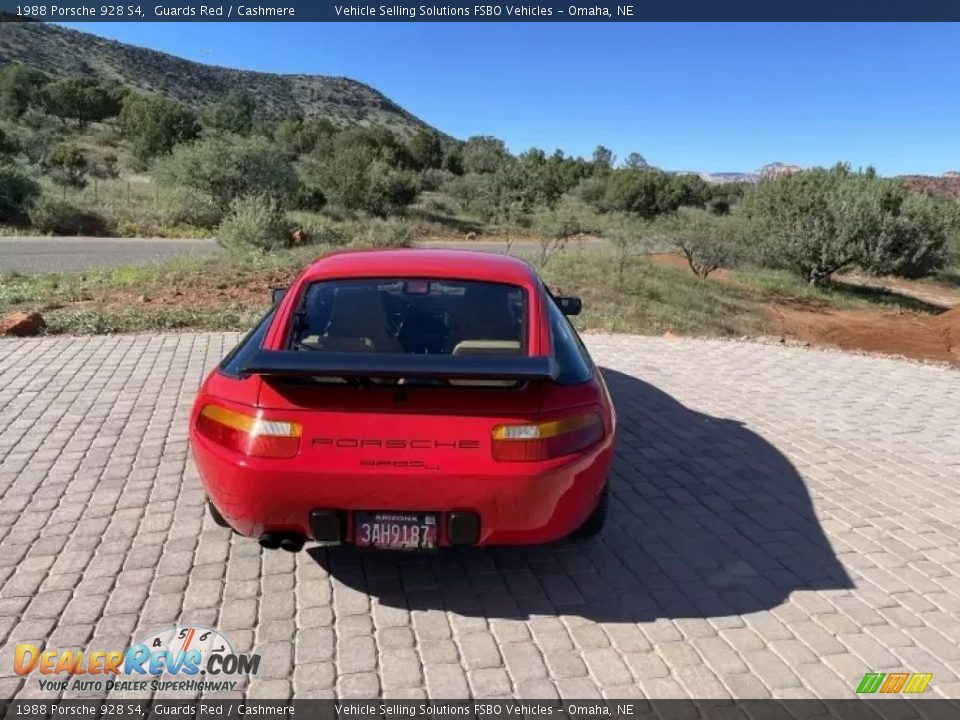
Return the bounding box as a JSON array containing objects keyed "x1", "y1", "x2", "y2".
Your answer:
[
  {"x1": 758, "y1": 162, "x2": 802, "y2": 178},
  {"x1": 0, "y1": 20, "x2": 435, "y2": 135},
  {"x1": 899, "y1": 174, "x2": 960, "y2": 199}
]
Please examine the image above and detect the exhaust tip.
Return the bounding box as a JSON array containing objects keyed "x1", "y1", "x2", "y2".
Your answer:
[
  {"x1": 279, "y1": 535, "x2": 305, "y2": 553},
  {"x1": 259, "y1": 532, "x2": 282, "y2": 550}
]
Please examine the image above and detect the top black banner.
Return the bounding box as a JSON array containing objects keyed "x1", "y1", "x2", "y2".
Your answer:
[{"x1": 2, "y1": 0, "x2": 960, "y2": 20}]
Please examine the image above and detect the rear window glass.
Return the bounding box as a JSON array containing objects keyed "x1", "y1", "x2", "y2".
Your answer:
[
  {"x1": 287, "y1": 279, "x2": 526, "y2": 356},
  {"x1": 547, "y1": 292, "x2": 594, "y2": 385},
  {"x1": 219, "y1": 308, "x2": 276, "y2": 377}
]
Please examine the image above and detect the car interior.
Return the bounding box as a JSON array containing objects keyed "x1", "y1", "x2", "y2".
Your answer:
[{"x1": 290, "y1": 279, "x2": 526, "y2": 357}]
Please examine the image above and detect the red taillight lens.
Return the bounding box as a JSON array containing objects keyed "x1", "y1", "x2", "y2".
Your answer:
[
  {"x1": 196, "y1": 404, "x2": 301, "y2": 459},
  {"x1": 492, "y1": 413, "x2": 604, "y2": 462}
]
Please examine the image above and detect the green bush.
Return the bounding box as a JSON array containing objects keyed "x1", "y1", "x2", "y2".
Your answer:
[
  {"x1": 460, "y1": 136, "x2": 510, "y2": 175},
  {"x1": 29, "y1": 196, "x2": 110, "y2": 235},
  {"x1": 0, "y1": 166, "x2": 40, "y2": 221},
  {"x1": 360, "y1": 218, "x2": 416, "y2": 248},
  {"x1": 292, "y1": 184, "x2": 327, "y2": 212},
  {"x1": 291, "y1": 215, "x2": 349, "y2": 246},
  {"x1": 156, "y1": 134, "x2": 299, "y2": 213},
  {"x1": 120, "y1": 93, "x2": 199, "y2": 164},
  {"x1": 202, "y1": 89, "x2": 257, "y2": 135},
  {"x1": 601, "y1": 168, "x2": 684, "y2": 218},
  {"x1": 0, "y1": 127, "x2": 17, "y2": 158},
  {"x1": 419, "y1": 168, "x2": 456, "y2": 193},
  {"x1": 305, "y1": 130, "x2": 420, "y2": 216},
  {"x1": 217, "y1": 194, "x2": 291, "y2": 251},
  {"x1": 365, "y1": 162, "x2": 419, "y2": 217},
  {"x1": 45, "y1": 144, "x2": 88, "y2": 189},
  {"x1": 158, "y1": 186, "x2": 222, "y2": 229}
]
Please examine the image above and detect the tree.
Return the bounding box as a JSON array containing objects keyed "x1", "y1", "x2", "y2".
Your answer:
[
  {"x1": 155, "y1": 134, "x2": 299, "y2": 212},
  {"x1": 533, "y1": 204, "x2": 582, "y2": 266},
  {"x1": 603, "y1": 215, "x2": 653, "y2": 287},
  {"x1": 273, "y1": 116, "x2": 337, "y2": 159},
  {"x1": 591, "y1": 145, "x2": 615, "y2": 172},
  {"x1": 623, "y1": 152, "x2": 648, "y2": 170},
  {"x1": 408, "y1": 130, "x2": 444, "y2": 170},
  {"x1": 443, "y1": 145, "x2": 464, "y2": 175},
  {"x1": 602, "y1": 168, "x2": 684, "y2": 218},
  {"x1": 203, "y1": 89, "x2": 257, "y2": 135},
  {"x1": 0, "y1": 127, "x2": 16, "y2": 159},
  {"x1": 46, "y1": 144, "x2": 88, "y2": 191},
  {"x1": 0, "y1": 166, "x2": 40, "y2": 222},
  {"x1": 309, "y1": 144, "x2": 419, "y2": 216},
  {"x1": 41, "y1": 78, "x2": 122, "y2": 126},
  {"x1": 0, "y1": 64, "x2": 50, "y2": 120},
  {"x1": 740, "y1": 166, "x2": 956, "y2": 284},
  {"x1": 121, "y1": 93, "x2": 199, "y2": 163},
  {"x1": 365, "y1": 162, "x2": 419, "y2": 217},
  {"x1": 658, "y1": 210, "x2": 743, "y2": 281},
  {"x1": 461, "y1": 136, "x2": 509, "y2": 174},
  {"x1": 305, "y1": 127, "x2": 422, "y2": 215},
  {"x1": 671, "y1": 173, "x2": 711, "y2": 208}
]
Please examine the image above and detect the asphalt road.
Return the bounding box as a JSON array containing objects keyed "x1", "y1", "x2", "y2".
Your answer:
[
  {"x1": 0, "y1": 236, "x2": 610, "y2": 274},
  {"x1": 0, "y1": 236, "x2": 222, "y2": 274}
]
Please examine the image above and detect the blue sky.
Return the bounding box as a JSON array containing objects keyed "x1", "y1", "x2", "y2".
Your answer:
[{"x1": 60, "y1": 22, "x2": 960, "y2": 175}]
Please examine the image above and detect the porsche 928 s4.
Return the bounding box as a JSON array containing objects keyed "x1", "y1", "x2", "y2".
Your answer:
[{"x1": 189, "y1": 249, "x2": 616, "y2": 552}]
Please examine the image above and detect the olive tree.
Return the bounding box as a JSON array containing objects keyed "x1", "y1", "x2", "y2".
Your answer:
[
  {"x1": 655, "y1": 209, "x2": 744, "y2": 281},
  {"x1": 741, "y1": 165, "x2": 956, "y2": 284}
]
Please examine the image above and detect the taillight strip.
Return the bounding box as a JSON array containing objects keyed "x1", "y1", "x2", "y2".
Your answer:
[
  {"x1": 492, "y1": 412, "x2": 604, "y2": 462},
  {"x1": 200, "y1": 405, "x2": 301, "y2": 437},
  {"x1": 196, "y1": 404, "x2": 301, "y2": 459}
]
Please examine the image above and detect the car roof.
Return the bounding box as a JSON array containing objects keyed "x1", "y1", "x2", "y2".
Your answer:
[{"x1": 301, "y1": 248, "x2": 539, "y2": 286}]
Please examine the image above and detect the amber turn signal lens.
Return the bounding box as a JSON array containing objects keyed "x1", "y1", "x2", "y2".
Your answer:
[
  {"x1": 196, "y1": 404, "x2": 301, "y2": 458},
  {"x1": 492, "y1": 413, "x2": 603, "y2": 462}
]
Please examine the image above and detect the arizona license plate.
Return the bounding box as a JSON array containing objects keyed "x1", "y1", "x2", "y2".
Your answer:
[{"x1": 354, "y1": 512, "x2": 439, "y2": 550}]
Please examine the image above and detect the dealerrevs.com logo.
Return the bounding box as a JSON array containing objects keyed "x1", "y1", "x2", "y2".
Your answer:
[{"x1": 13, "y1": 625, "x2": 260, "y2": 693}]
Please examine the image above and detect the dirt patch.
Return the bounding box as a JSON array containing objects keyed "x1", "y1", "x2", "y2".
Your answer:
[
  {"x1": 64, "y1": 267, "x2": 297, "y2": 313},
  {"x1": 772, "y1": 304, "x2": 960, "y2": 365},
  {"x1": 836, "y1": 272, "x2": 960, "y2": 309}
]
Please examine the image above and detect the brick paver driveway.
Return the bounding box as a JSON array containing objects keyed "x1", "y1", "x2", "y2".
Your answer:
[{"x1": 1, "y1": 333, "x2": 959, "y2": 700}]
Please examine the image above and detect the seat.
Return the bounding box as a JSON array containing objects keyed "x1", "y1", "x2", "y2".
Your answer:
[
  {"x1": 323, "y1": 287, "x2": 403, "y2": 353},
  {"x1": 448, "y1": 285, "x2": 519, "y2": 353}
]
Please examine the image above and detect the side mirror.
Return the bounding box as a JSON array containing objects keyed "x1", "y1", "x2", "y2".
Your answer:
[
  {"x1": 556, "y1": 296, "x2": 582, "y2": 316},
  {"x1": 271, "y1": 287, "x2": 287, "y2": 305}
]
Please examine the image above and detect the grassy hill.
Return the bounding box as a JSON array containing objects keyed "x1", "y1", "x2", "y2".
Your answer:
[{"x1": 0, "y1": 20, "x2": 435, "y2": 134}]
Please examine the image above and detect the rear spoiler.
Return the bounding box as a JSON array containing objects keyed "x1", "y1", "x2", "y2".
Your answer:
[{"x1": 241, "y1": 350, "x2": 559, "y2": 382}]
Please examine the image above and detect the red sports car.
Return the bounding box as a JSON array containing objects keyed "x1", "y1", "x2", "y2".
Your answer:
[{"x1": 189, "y1": 249, "x2": 616, "y2": 552}]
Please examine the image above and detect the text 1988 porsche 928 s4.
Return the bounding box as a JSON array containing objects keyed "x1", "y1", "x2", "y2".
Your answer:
[{"x1": 189, "y1": 249, "x2": 616, "y2": 551}]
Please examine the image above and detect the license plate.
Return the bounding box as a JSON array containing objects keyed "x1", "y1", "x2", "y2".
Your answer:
[{"x1": 354, "y1": 512, "x2": 438, "y2": 550}]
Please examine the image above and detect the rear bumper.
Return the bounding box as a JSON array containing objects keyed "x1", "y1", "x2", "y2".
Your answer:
[{"x1": 190, "y1": 433, "x2": 614, "y2": 545}]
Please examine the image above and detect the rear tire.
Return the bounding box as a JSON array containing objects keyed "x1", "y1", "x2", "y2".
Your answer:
[
  {"x1": 207, "y1": 498, "x2": 231, "y2": 529},
  {"x1": 576, "y1": 483, "x2": 608, "y2": 537}
]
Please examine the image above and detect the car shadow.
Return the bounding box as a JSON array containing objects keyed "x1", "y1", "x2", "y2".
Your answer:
[{"x1": 306, "y1": 367, "x2": 853, "y2": 622}]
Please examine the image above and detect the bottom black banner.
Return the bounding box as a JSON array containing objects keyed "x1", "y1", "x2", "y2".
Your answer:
[{"x1": 2, "y1": 700, "x2": 960, "y2": 720}]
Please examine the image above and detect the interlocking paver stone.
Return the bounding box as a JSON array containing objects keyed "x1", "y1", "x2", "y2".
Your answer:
[{"x1": 1, "y1": 333, "x2": 959, "y2": 698}]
